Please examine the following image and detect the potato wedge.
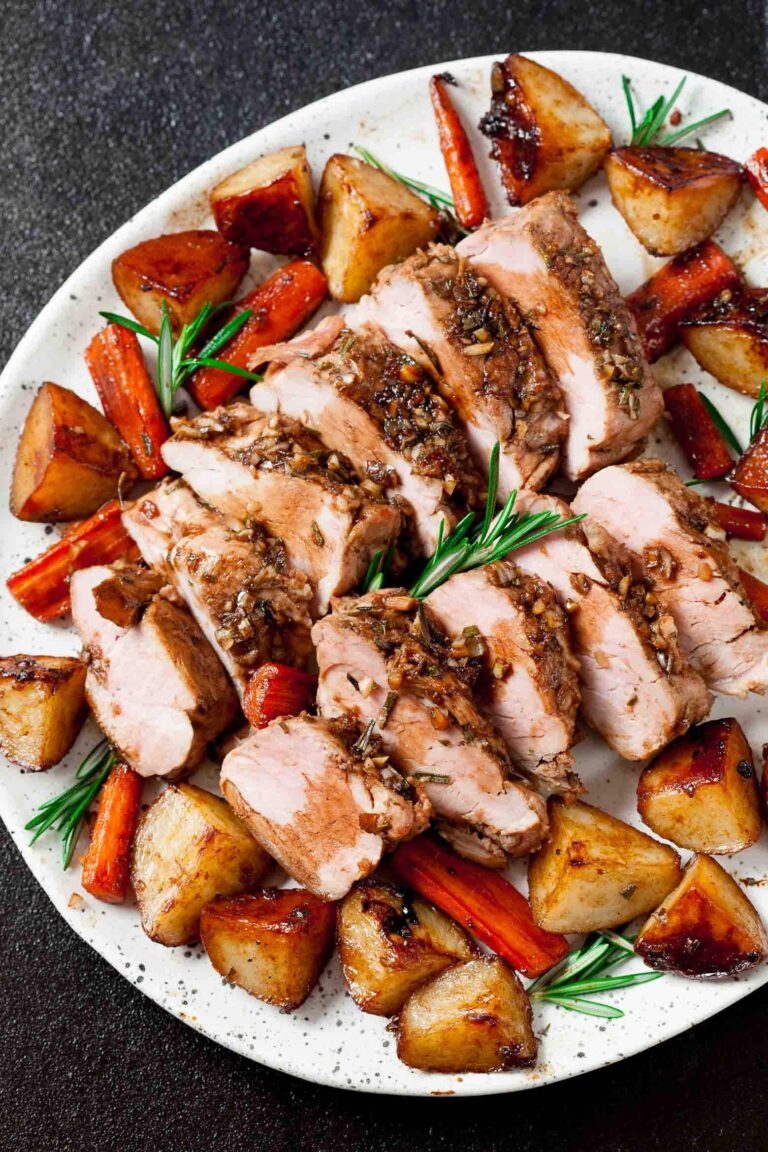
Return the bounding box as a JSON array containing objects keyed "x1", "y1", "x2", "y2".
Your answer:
[
  {"x1": 638, "y1": 718, "x2": 761, "y2": 854},
  {"x1": 11, "y1": 381, "x2": 135, "y2": 522},
  {"x1": 337, "y1": 879, "x2": 476, "y2": 1015},
  {"x1": 112, "y1": 230, "x2": 250, "y2": 335},
  {"x1": 479, "y1": 54, "x2": 612, "y2": 206},
  {"x1": 604, "y1": 146, "x2": 743, "y2": 256},
  {"x1": 681, "y1": 288, "x2": 768, "y2": 398},
  {"x1": 211, "y1": 145, "x2": 319, "y2": 255},
  {"x1": 131, "y1": 783, "x2": 270, "y2": 946},
  {"x1": 396, "y1": 956, "x2": 536, "y2": 1073},
  {"x1": 201, "y1": 888, "x2": 335, "y2": 1010},
  {"x1": 318, "y1": 154, "x2": 440, "y2": 302},
  {"x1": 636, "y1": 854, "x2": 768, "y2": 976},
  {"x1": 528, "y1": 798, "x2": 682, "y2": 934},
  {"x1": 0, "y1": 655, "x2": 86, "y2": 770}
]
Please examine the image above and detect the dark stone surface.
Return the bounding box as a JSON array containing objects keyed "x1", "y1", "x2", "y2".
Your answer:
[{"x1": 1, "y1": 2, "x2": 767, "y2": 1149}]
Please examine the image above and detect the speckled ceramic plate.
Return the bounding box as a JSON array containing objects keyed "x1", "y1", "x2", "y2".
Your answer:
[{"x1": 2, "y1": 51, "x2": 768, "y2": 1096}]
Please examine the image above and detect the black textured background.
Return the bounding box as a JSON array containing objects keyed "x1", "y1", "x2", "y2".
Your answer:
[{"x1": 2, "y1": 3, "x2": 767, "y2": 1149}]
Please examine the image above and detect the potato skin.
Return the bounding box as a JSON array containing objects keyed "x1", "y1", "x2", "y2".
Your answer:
[
  {"x1": 638, "y1": 718, "x2": 762, "y2": 854},
  {"x1": 396, "y1": 957, "x2": 536, "y2": 1073},
  {"x1": 337, "y1": 879, "x2": 476, "y2": 1015},
  {"x1": 201, "y1": 888, "x2": 336, "y2": 1010},
  {"x1": 211, "y1": 145, "x2": 319, "y2": 255},
  {"x1": 0, "y1": 655, "x2": 87, "y2": 770},
  {"x1": 11, "y1": 381, "x2": 135, "y2": 521}
]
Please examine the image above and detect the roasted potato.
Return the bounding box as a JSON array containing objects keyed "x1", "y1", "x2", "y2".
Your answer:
[
  {"x1": 318, "y1": 153, "x2": 440, "y2": 302},
  {"x1": 681, "y1": 288, "x2": 768, "y2": 398},
  {"x1": 211, "y1": 145, "x2": 319, "y2": 255},
  {"x1": 11, "y1": 381, "x2": 134, "y2": 522},
  {"x1": 636, "y1": 854, "x2": 768, "y2": 976},
  {"x1": 396, "y1": 957, "x2": 536, "y2": 1074},
  {"x1": 337, "y1": 879, "x2": 476, "y2": 1015},
  {"x1": 638, "y1": 718, "x2": 761, "y2": 854},
  {"x1": 528, "y1": 798, "x2": 682, "y2": 934},
  {"x1": 732, "y1": 425, "x2": 768, "y2": 513},
  {"x1": 201, "y1": 887, "x2": 336, "y2": 1010},
  {"x1": 604, "y1": 146, "x2": 743, "y2": 256},
  {"x1": 479, "y1": 54, "x2": 612, "y2": 206},
  {"x1": 131, "y1": 783, "x2": 271, "y2": 947},
  {"x1": 0, "y1": 655, "x2": 86, "y2": 770},
  {"x1": 112, "y1": 230, "x2": 250, "y2": 335}
]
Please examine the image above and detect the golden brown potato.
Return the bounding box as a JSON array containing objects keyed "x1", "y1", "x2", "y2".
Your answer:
[
  {"x1": 131, "y1": 783, "x2": 271, "y2": 947},
  {"x1": 480, "y1": 54, "x2": 612, "y2": 206},
  {"x1": 337, "y1": 880, "x2": 476, "y2": 1016},
  {"x1": 112, "y1": 230, "x2": 250, "y2": 335},
  {"x1": 11, "y1": 381, "x2": 135, "y2": 522},
  {"x1": 396, "y1": 957, "x2": 536, "y2": 1073},
  {"x1": 0, "y1": 655, "x2": 87, "y2": 770},
  {"x1": 200, "y1": 887, "x2": 336, "y2": 1010},
  {"x1": 638, "y1": 718, "x2": 761, "y2": 854},
  {"x1": 318, "y1": 154, "x2": 440, "y2": 302},
  {"x1": 681, "y1": 288, "x2": 768, "y2": 398},
  {"x1": 636, "y1": 854, "x2": 768, "y2": 976},
  {"x1": 528, "y1": 798, "x2": 682, "y2": 934},
  {"x1": 211, "y1": 145, "x2": 319, "y2": 256},
  {"x1": 604, "y1": 146, "x2": 743, "y2": 256}
]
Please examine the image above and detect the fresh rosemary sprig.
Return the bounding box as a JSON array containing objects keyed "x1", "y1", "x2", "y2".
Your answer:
[
  {"x1": 363, "y1": 547, "x2": 391, "y2": 593},
  {"x1": 353, "y1": 145, "x2": 469, "y2": 238},
  {"x1": 409, "y1": 443, "x2": 583, "y2": 599},
  {"x1": 25, "y1": 739, "x2": 116, "y2": 869},
  {"x1": 622, "y1": 75, "x2": 731, "y2": 147},
  {"x1": 528, "y1": 929, "x2": 662, "y2": 1019},
  {"x1": 100, "y1": 300, "x2": 262, "y2": 417},
  {"x1": 749, "y1": 380, "x2": 768, "y2": 444},
  {"x1": 699, "y1": 391, "x2": 744, "y2": 456}
]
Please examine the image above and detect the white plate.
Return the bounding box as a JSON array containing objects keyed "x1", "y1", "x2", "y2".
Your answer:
[{"x1": 2, "y1": 50, "x2": 768, "y2": 1097}]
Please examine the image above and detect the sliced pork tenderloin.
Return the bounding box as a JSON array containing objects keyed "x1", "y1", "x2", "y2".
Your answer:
[
  {"x1": 573, "y1": 459, "x2": 768, "y2": 696},
  {"x1": 457, "y1": 192, "x2": 662, "y2": 481},
  {"x1": 221, "y1": 713, "x2": 431, "y2": 901}
]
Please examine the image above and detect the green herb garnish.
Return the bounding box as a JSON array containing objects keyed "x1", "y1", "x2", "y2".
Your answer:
[
  {"x1": 528, "y1": 929, "x2": 662, "y2": 1019},
  {"x1": 749, "y1": 380, "x2": 768, "y2": 444},
  {"x1": 362, "y1": 547, "x2": 392, "y2": 593},
  {"x1": 622, "y1": 75, "x2": 731, "y2": 147},
  {"x1": 353, "y1": 146, "x2": 468, "y2": 237},
  {"x1": 699, "y1": 391, "x2": 744, "y2": 456},
  {"x1": 25, "y1": 740, "x2": 116, "y2": 869}
]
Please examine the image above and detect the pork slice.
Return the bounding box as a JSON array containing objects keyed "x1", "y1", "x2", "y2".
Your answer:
[
  {"x1": 352, "y1": 245, "x2": 567, "y2": 495},
  {"x1": 249, "y1": 324, "x2": 483, "y2": 555},
  {"x1": 123, "y1": 479, "x2": 313, "y2": 693},
  {"x1": 221, "y1": 713, "x2": 431, "y2": 900},
  {"x1": 514, "y1": 494, "x2": 712, "y2": 759},
  {"x1": 161, "y1": 403, "x2": 401, "y2": 616},
  {"x1": 71, "y1": 564, "x2": 238, "y2": 778},
  {"x1": 457, "y1": 192, "x2": 662, "y2": 481},
  {"x1": 426, "y1": 563, "x2": 581, "y2": 793},
  {"x1": 573, "y1": 459, "x2": 768, "y2": 696},
  {"x1": 312, "y1": 590, "x2": 547, "y2": 861}
]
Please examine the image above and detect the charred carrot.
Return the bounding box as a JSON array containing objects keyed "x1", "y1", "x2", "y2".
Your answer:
[
  {"x1": 712, "y1": 501, "x2": 767, "y2": 541},
  {"x1": 85, "y1": 324, "x2": 170, "y2": 480},
  {"x1": 732, "y1": 426, "x2": 768, "y2": 513},
  {"x1": 627, "y1": 241, "x2": 741, "y2": 362},
  {"x1": 242, "y1": 662, "x2": 318, "y2": 729},
  {"x1": 189, "y1": 261, "x2": 327, "y2": 410},
  {"x1": 390, "y1": 834, "x2": 569, "y2": 978},
  {"x1": 739, "y1": 567, "x2": 768, "y2": 623},
  {"x1": 7, "y1": 500, "x2": 139, "y2": 621},
  {"x1": 664, "y1": 383, "x2": 734, "y2": 479},
  {"x1": 746, "y1": 148, "x2": 768, "y2": 212},
  {"x1": 81, "y1": 763, "x2": 143, "y2": 903},
  {"x1": 430, "y1": 74, "x2": 489, "y2": 230}
]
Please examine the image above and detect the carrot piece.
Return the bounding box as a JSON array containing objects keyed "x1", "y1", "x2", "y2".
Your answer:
[
  {"x1": 627, "y1": 241, "x2": 741, "y2": 362},
  {"x1": 712, "y1": 501, "x2": 767, "y2": 541},
  {"x1": 430, "y1": 74, "x2": 489, "y2": 230},
  {"x1": 85, "y1": 324, "x2": 170, "y2": 480},
  {"x1": 663, "y1": 383, "x2": 734, "y2": 479},
  {"x1": 242, "y1": 662, "x2": 318, "y2": 729},
  {"x1": 188, "y1": 261, "x2": 328, "y2": 410},
  {"x1": 390, "y1": 834, "x2": 569, "y2": 978},
  {"x1": 81, "y1": 763, "x2": 143, "y2": 903},
  {"x1": 745, "y1": 147, "x2": 768, "y2": 212},
  {"x1": 739, "y1": 567, "x2": 768, "y2": 623},
  {"x1": 732, "y1": 425, "x2": 768, "y2": 513},
  {"x1": 6, "y1": 500, "x2": 139, "y2": 622}
]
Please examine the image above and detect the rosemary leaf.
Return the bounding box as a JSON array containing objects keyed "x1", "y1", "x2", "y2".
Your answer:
[
  {"x1": 99, "y1": 311, "x2": 157, "y2": 341},
  {"x1": 623, "y1": 74, "x2": 730, "y2": 149},
  {"x1": 157, "y1": 300, "x2": 174, "y2": 417},
  {"x1": 541, "y1": 995, "x2": 625, "y2": 1020},
  {"x1": 26, "y1": 739, "x2": 115, "y2": 868},
  {"x1": 749, "y1": 380, "x2": 768, "y2": 444},
  {"x1": 699, "y1": 392, "x2": 743, "y2": 455}
]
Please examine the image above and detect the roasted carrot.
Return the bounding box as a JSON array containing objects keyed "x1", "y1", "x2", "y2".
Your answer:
[
  {"x1": 242, "y1": 662, "x2": 318, "y2": 729},
  {"x1": 627, "y1": 240, "x2": 741, "y2": 362},
  {"x1": 390, "y1": 834, "x2": 569, "y2": 978},
  {"x1": 81, "y1": 763, "x2": 143, "y2": 903},
  {"x1": 745, "y1": 147, "x2": 768, "y2": 212},
  {"x1": 739, "y1": 567, "x2": 768, "y2": 624},
  {"x1": 732, "y1": 425, "x2": 768, "y2": 513},
  {"x1": 663, "y1": 383, "x2": 734, "y2": 479},
  {"x1": 7, "y1": 500, "x2": 139, "y2": 622},
  {"x1": 430, "y1": 74, "x2": 489, "y2": 230},
  {"x1": 712, "y1": 501, "x2": 767, "y2": 541},
  {"x1": 188, "y1": 261, "x2": 327, "y2": 410},
  {"x1": 85, "y1": 324, "x2": 170, "y2": 480}
]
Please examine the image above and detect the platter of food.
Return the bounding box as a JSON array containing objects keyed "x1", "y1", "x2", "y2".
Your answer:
[{"x1": 2, "y1": 49, "x2": 768, "y2": 1096}]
